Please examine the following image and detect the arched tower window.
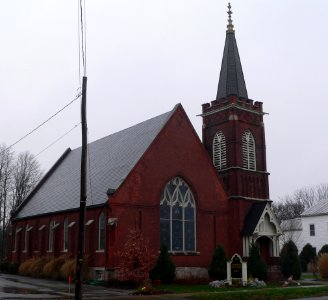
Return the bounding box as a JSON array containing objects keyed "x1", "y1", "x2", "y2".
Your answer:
[
  {"x1": 213, "y1": 131, "x2": 227, "y2": 170},
  {"x1": 160, "y1": 177, "x2": 196, "y2": 252},
  {"x1": 242, "y1": 130, "x2": 256, "y2": 170},
  {"x1": 63, "y1": 217, "x2": 68, "y2": 251},
  {"x1": 98, "y1": 212, "x2": 106, "y2": 251}
]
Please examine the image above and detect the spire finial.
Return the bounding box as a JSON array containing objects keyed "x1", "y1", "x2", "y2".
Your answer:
[{"x1": 227, "y1": 3, "x2": 235, "y2": 33}]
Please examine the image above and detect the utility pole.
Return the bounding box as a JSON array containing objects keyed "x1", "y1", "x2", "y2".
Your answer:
[{"x1": 75, "y1": 76, "x2": 88, "y2": 300}]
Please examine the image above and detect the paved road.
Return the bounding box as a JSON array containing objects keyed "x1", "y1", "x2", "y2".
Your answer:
[{"x1": 0, "y1": 273, "x2": 134, "y2": 299}]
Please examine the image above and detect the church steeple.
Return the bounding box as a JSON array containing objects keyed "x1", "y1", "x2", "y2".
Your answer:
[{"x1": 216, "y1": 3, "x2": 248, "y2": 100}]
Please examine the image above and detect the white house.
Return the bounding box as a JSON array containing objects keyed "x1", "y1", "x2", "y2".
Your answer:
[{"x1": 280, "y1": 200, "x2": 328, "y2": 254}]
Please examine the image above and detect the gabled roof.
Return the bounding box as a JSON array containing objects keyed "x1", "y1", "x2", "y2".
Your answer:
[
  {"x1": 14, "y1": 105, "x2": 177, "y2": 219},
  {"x1": 216, "y1": 16, "x2": 248, "y2": 100},
  {"x1": 242, "y1": 202, "x2": 267, "y2": 235},
  {"x1": 242, "y1": 202, "x2": 282, "y2": 236},
  {"x1": 302, "y1": 200, "x2": 328, "y2": 217},
  {"x1": 280, "y1": 218, "x2": 302, "y2": 231}
]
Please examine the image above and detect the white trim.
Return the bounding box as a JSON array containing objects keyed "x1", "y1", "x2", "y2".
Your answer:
[
  {"x1": 68, "y1": 221, "x2": 76, "y2": 228},
  {"x1": 38, "y1": 225, "x2": 46, "y2": 231},
  {"x1": 108, "y1": 218, "x2": 118, "y2": 226},
  {"x1": 199, "y1": 103, "x2": 267, "y2": 117},
  {"x1": 85, "y1": 219, "x2": 94, "y2": 226}
]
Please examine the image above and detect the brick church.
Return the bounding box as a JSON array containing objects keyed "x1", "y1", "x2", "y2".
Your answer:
[{"x1": 9, "y1": 5, "x2": 282, "y2": 279}]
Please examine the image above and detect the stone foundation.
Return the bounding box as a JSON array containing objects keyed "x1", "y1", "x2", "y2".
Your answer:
[{"x1": 175, "y1": 267, "x2": 209, "y2": 280}]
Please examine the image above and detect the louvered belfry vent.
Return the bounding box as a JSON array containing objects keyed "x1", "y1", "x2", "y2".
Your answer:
[
  {"x1": 242, "y1": 130, "x2": 256, "y2": 170},
  {"x1": 213, "y1": 131, "x2": 227, "y2": 171}
]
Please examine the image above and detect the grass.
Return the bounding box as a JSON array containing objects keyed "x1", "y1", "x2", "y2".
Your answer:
[
  {"x1": 152, "y1": 282, "x2": 328, "y2": 300},
  {"x1": 188, "y1": 285, "x2": 328, "y2": 300}
]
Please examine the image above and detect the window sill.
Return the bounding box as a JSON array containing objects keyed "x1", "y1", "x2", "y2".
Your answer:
[
  {"x1": 47, "y1": 250, "x2": 53, "y2": 253},
  {"x1": 22, "y1": 250, "x2": 27, "y2": 253},
  {"x1": 96, "y1": 250, "x2": 105, "y2": 253},
  {"x1": 62, "y1": 250, "x2": 68, "y2": 253},
  {"x1": 169, "y1": 251, "x2": 200, "y2": 256}
]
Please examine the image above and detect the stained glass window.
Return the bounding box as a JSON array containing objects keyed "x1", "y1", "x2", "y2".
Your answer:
[
  {"x1": 160, "y1": 177, "x2": 196, "y2": 252},
  {"x1": 98, "y1": 212, "x2": 106, "y2": 250}
]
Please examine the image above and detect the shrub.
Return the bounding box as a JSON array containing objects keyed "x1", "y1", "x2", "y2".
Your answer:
[
  {"x1": 60, "y1": 259, "x2": 75, "y2": 280},
  {"x1": 317, "y1": 253, "x2": 328, "y2": 279},
  {"x1": 149, "y1": 244, "x2": 176, "y2": 283},
  {"x1": 18, "y1": 258, "x2": 36, "y2": 276},
  {"x1": 247, "y1": 243, "x2": 268, "y2": 280},
  {"x1": 299, "y1": 243, "x2": 316, "y2": 272},
  {"x1": 8, "y1": 261, "x2": 19, "y2": 274},
  {"x1": 208, "y1": 245, "x2": 227, "y2": 280},
  {"x1": 29, "y1": 256, "x2": 52, "y2": 278},
  {"x1": 0, "y1": 260, "x2": 10, "y2": 273},
  {"x1": 318, "y1": 244, "x2": 328, "y2": 256},
  {"x1": 43, "y1": 256, "x2": 67, "y2": 279},
  {"x1": 116, "y1": 229, "x2": 156, "y2": 284},
  {"x1": 280, "y1": 240, "x2": 301, "y2": 279}
]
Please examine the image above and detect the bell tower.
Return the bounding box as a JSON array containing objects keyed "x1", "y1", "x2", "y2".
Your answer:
[{"x1": 200, "y1": 4, "x2": 272, "y2": 253}]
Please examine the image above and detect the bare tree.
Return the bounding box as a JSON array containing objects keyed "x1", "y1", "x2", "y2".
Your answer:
[
  {"x1": 0, "y1": 144, "x2": 14, "y2": 259},
  {"x1": 12, "y1": 151, "x2": 43, "y2": 210},
  {"x1": 273, "y1": 183, "x2": 328, "y2": 223}
]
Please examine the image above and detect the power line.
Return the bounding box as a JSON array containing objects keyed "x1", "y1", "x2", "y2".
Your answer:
[
  {"x1": 3, "y1": 92, "x2": 81, "y2": 154},
  {"x1": 35, "y1": 123, "x2": 81, "y2": 157}
]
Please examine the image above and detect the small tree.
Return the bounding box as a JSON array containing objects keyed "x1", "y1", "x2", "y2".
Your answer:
[
  {"x1": 149, "y1": 244, "x2": 175, "y2": 283},
  {"x1": 299, "y1": 243, "x2": 316, "y2": 272},
  {"x1": 318, "y1": 244, "x2": 328, "y2": 256},
  {"x1": 280, "y1": 240, "x2": 301, "y2": 279},
  {"x1": 208, "y1": 245, "x2": 227, "y2": 280},
  {"x1": 247, "y1": 243, "x2": 268, "y2": 280},
  {"x1": 116, "y1": 230, "x2": 155, "y2": 285}
]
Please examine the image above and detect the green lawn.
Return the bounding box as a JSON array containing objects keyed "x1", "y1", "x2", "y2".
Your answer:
[{"x1": 153, "y1": 284, "x2": 328, "y2": 300}]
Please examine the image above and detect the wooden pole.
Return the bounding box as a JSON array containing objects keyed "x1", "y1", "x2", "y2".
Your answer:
[{"x1": 75, "y1": 76, "x2": 88, "y2": 300}]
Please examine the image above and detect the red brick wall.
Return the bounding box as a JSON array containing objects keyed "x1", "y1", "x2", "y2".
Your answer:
[{"x1": 108, "y1": 104, "x2": 230, "y2": 268}]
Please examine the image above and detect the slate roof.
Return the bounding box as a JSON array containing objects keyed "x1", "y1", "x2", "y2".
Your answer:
[
  {"x1": 14, "y1": 106, "x2": 177, "y2": 219},
  {"x1": 241, "y1": 202, "x2": 267, "y2": 236},
  {"x1": 301, "y1": 199, "x2": 328, "y2": 217},
  {"x1": 216, "y1": 31, "x2": 248, "y2": 100}
]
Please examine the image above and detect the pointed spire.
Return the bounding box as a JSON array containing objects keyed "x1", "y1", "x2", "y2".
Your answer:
[{"x1": 216, "y1": 3, "x2": 248, "y2": 100}]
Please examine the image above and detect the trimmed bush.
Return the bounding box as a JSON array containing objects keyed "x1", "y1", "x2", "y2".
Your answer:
[
  {"x1": 150, "y1": 244, "x2": 176, "y2": 283},
  {"x1": 317, "y1": 253, "x2": 328, "y2": 279},
  {"x1": 280, "y1": 240, "x2": 301, "y2": 279},
  {"x1": 318, "y1": 244, "x2": 328, "y2": 256},
  {"x1": 208, "y1": 245, "x2": 227, "y2": 280},
  {"x1": 299, "y1": 243, "x2": 316, "y2": 272},
  {"x1": 247, "y1": 243, "x2": 268, "y2": 280}
]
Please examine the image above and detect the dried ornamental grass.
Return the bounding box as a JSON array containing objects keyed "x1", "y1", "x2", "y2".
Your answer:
[
  {"x1": 29, "y1": 256, "x2": 52, "y2": 278},
  {"x1": 43, "y1": 256, "x2": 67, "y2": 279},
  {"x1": 318, "y1": 253, "x2": 328, "y2": 279},
  {"x1": 18, "y1": 258, "x2": 36, "y2": 276}
]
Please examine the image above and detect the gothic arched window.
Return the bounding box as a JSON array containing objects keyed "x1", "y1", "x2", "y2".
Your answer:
[
  {"x1": 242, "y1": 130, "x2": 256, "y2": 170},
  {"x1": 98, "y1": 212, "x2": 106, "y2": 251},
  {"x1": 160, "y1": 177, "x2": 196, "y2": 252},
  {"x1": 213, "y1": 131, "x2": 227, "y2": 170}
]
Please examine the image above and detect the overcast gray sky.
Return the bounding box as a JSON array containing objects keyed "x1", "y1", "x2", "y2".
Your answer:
[{"x1": 1, "y1": 0, "x2": 328, "y2": 201}]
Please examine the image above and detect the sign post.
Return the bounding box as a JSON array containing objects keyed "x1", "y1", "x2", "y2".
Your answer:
[{"x1": 227, "y1": 253, "x2": 247, "y2": 286}]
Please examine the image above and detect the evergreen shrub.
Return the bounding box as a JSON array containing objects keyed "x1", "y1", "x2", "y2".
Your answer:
[
  {"x1": 208, "y1": 245, "x2": 227, "y2": 280},
  {"x1": 299, "y1": 243, "x2": 316, "y2": 272},
  {"x1": 8, "y1": 261, "x2": 19, "y2": 274},
  {"x1": 149, "y1": 244, "x2": 176, "y2": 283},
  {"x1": 0, "y1": 260, "x2": 10, "y2": 272},
  {"x1": 280, "y1": 240, "x2": 301, "y2": 279},
  {"x1": 247, "y1": 243, "x2": 268, "y2": 280},
  {"x1": 318, "y1": 244, "x2": 328, "y2": 256}
]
